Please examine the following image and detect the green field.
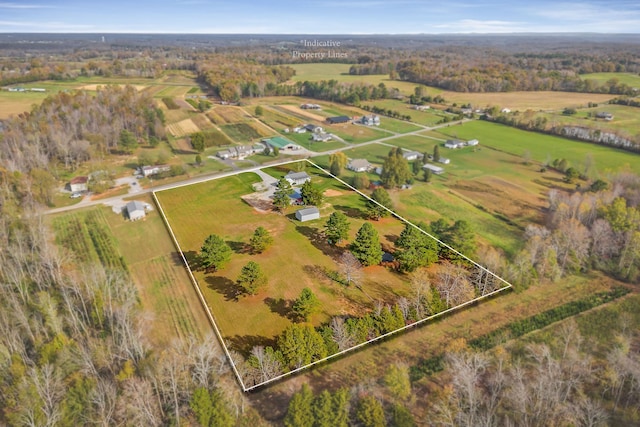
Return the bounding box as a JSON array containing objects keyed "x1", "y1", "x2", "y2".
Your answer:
[
  {"x1": 580, "y1": 72, "x2": 640, "y2": 87},
  {"x1": 288, "y1": 63, "x2": 432, "y2": 96},
  {"x1": 432, "y1": 120, "x2": 640, "y2": 175},
  {"x1": 155, "y1": 166, "x2": 416, "y2": 352},
  {"x1": 361, "y1": 99, "x2": 452, "y2": 127},
  {"x1": 220, "y1": 123, "x2": 267, "y2": 142}
]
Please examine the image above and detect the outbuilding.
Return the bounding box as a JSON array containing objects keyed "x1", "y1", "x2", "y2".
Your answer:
[
  {"x1": 295, "y1": 206, "x2": 320, "y2": 222},
  {"x1": 126, "y1": 201, "x2": 147, "y2": 221}
]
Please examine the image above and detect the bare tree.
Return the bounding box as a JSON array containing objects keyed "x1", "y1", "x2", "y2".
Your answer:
[
  {"x1": 338, "y1": 251, "x2": 363, "y2": 286},
  {"x1": 330, "y1": 317, "x2": 354, "y2": 351},
  {"x1": 435, "y1": 262, "x2": 475, "y2": 307},
  {"x1": 250, "y1": 345, "x2": 284, "y2": 383}
]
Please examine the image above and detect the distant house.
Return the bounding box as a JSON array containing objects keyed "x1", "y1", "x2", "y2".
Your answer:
[
  {"x1": 501, "y1": 108, "x2": 511, "y2": 113},
  {"x1": 359, "y1": 115, "x2": 380, "y2": 126},
  {"x1": 142, "y1": 164, "x2": 171, "y2": 177},
  {"x1": 595, "y1": 112, "x2": 614, "y2": 121},
  {"x1": 126, "y1": 201, "x2": 147, "y2": 221},
  {"x1": 412, "y1": 105, "x2": 430, "y2": 111},
  {"x1": 263, "y1": 136, "x2": 299, "y2": 151},
  {"x1": 285, "y1": 171, "x2": 311, "y2": 186},
  {"x1": 295, "y1": 206, "x2": 320, "y2": 222},
  {"x1": 312, "y1": 133, "x2": 332, "y2": 142},
  {"x1": 445, "y1": 139, "x2": 464, "y2": 149},
  {"x1": 293, "y1": 126, "x2": 306, "y2": 133},
  {"x1": 235, "y1": 146, "x2": 253, "y2": 159},
  {"x1": 423, "y1": 163, "x2": 444, "y2": 175},
  {"x1": 300, "y1": 103, "x2": 321, "y2": 110},
  {"x1": 402, "y1": 150, "x2": 421, "y2": 161},
  {"x1": 69, "y1": 176, "x2": 88, "y2": 193},
  {"x1": 467, "y1": 139, "x2": 479, "y2": 146},
  {"x1": 217, "y1": 149, "x2": 234, "y2": 159},
  {"x1": 438, "y1": 157, "x2": 451, "y2": 165},
  {"x1": 30, "y1": 88, "x2": 46, "y2": 92},
  {"x1": 304, "y1": 124, "x2": 324, "y2": 133},
  {"x1": 326, "y1": 116, "x2": 350, "y2": 124},
  {"x1": 347, "y1": 158, "x2": 373, "y2": 173}
]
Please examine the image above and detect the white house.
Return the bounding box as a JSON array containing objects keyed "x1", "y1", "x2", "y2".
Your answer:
[
  {"x1": 304, "y1": 124, "x2": 324, "y2": 133},
  {"x1": 501, "y1": 108, "x2": 511, "y2": 113},
  {"x1": 295, "y1": 206, "x2": 320, "y2": 222},
  {"x1": 423, "y1": 163, "x2": 444, "y2": 175},
  {"x1": 69, "y1": 176, "x2": 88, "y2": 193},
  {"x1": 126, "y1": 201, "x2": 147, "y2": 221},
  {"x1": 285, "y1": 171, "x2": 311, "y2": 186},
  {"x1": 347, "y1": 159, "x2": 373, "y2": 173},
  {"x1": 312, "y1": 133, "x2": 332, "y2": 142},
  {"x1": 445, "y1": 140, "x2": 464, "y2": 149},
  {"x1": 438, "y1": 157, "x2": 451, "y2": 165},
  {"x1": 467, "y1": 139, "x2": 479, "y2": 146},
  {"x1": 359, "y1": 115, "x2": 380, "y2": 126},
  {"x1": 293, "y1": 126, "x2": 306, "y2": 134},
  {"x1": 142, "y1": 165, "x2": 171, "y2": 177},
  {"x1": 402, "y1": 150, "x2": 421, "y2": 161}
]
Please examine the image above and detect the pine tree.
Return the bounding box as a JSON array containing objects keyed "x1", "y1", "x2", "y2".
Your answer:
[
  {"x1": 284, "y1": 384, "x2": 314, "y2": 427},
  {"x1": 237, "y1": 261, "x2": 267, "y2": 295},
  {"x1": 200, "y1": 234, "x2": 232, "y2": 271},
  {"x1": 300, "y1": 180, "x2": 323, "y2": 206},
  {"x1": 351, "y1": 222, "x2": 383, "y2": 266},
  {"x1": 292, "y1": 288, "x2": 321, "y2": 321},
  {"x1": 249, "y1": 226, "x2": 273, "y2": 254},
  {"x1": 356, "y1": 395, "x2": 386, "y2": 427},
  {"x1": 367, "y1": 187, "x2": 393, "y2": 220},
  {"x1": 395, "y1": 223, "x2": 439, "y2": 272},
  {"x1": 423, "y1": 168, "x2": 432, "y2": 182},
  {"x1": 273, "y1": 177, "x2": 292, "y2": 212},
  {"x1": 278, "y1": 324, "x2": 328, "y2": 368},
  {"x1": 324, "y1": 211, "x2": 350, "y2": 245},
  {"x1": 433, "y1": 144, "x2": 440, "y2": 162}
]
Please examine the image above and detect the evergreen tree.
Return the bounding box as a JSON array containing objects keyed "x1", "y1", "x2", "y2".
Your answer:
[
  {"x1": 292, "y1": 288, "x2": 321, "y2": 321},
  {"x1": 355, "y1": 395, "x2": 386, "y2": 427},
  {"x1": 300, "y1": 180, "x2": 324, "y2": 206},
  {"x1": 412, "y1": 160, "x2": 422, "y2": 175},
  {"x1": 391, "y1": 404, "x2": 416, "y2": 427},
  {"x1": 367, "y1": 187, "x2": 393, "y2": 220},
  {"x1": 423, "y1": 168, "x2": 432, "y2": 182},
  {"x1": 442, "y1": 219, "x2": 477, "y2": 260},
  {"x1": 237, "y1": 261, "x2": 267, "y2": 295},
  {"x1": 190, "y1": 387, "x2": 234, "y2": 427},
  {"x1": 395, "y1": 223, "x2": 439, "y2": 272},
  {"x1": 433, "y1": 144, "x2": 440, "y2": 162},
  {"x1": 255, "y1": 105, "x2": 264, "y2": 116},
  {"x1": 351, "y1": 222, "x2": 383, "y2": 266},
  {"x1": 384, "y1": 364, "x2": 412, "y2": 401},
  {"x1": 273, "y1": 177, "x2": 292, "y2": 212},
  {"x1": 332, "y1": 389, "x2": 351, "y2": 427},
  {"x1": 200, "y1": 234, "x2": 232, "y2": 271},
  {"x1": 195, "y1": 154, "x2": 202, "y2": 165},
  {"x1": 284, "y1": 384, "x2": 314, "y2": 427},
  {"x1": 278, "y1": 324, "x2": 328, "y2": 368},
  {"x1": 118, "y1": 129, "x2": 138, "y2": 154},
  {"x1": 422, "y1": 152, "x2": 429, "y2": 164},
  {"x1": 312, "y1": 390, "x2": 335, "y2": 427},
  {"x1": 324, "y1": 211, "x2": 350, "y2": 245},
  {"x1": 249, "y1": 226, "x2": 273, "y2": 254}
]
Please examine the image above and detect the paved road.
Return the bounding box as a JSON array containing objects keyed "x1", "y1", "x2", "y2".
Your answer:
[{"x1": 45, "y1": 118, "x2": 469, "y2": 216}]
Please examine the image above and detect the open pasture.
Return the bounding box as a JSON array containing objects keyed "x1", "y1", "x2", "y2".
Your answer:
[
  {"x1": 580, "y1": 72, "x2": 640, "y2": 87},
  {"x1": 167, "y1": 118, "x2": 200, "y2": 137}
]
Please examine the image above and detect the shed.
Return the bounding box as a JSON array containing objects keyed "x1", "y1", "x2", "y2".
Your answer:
[
  {"x1": 126, "y1": 201, "x2": 147, "y2": 221},
  {"x1": 69, "y1": 176, "x2": 88, "y2": 193},
  {"x1": 326, "y1": 115, "x2": 350, "y2": 124},
  {"x1": 263, "y1": 136, "x2": 299, "y2": 150},
  {"x1": 295, "y1": 206, "x2": 320, "y2": 222},
  {"x1": 423, "y1": 163, "x2": 445, "y2": 175},
  {"x1": 445, "y1": 139, "x2": 464, "y2": 149},
  {"x1": 467, "y1": 139, "x2": 479, "y2": 146}
]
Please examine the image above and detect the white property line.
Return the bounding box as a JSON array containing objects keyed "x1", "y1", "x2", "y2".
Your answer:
[{"x1": 153, "y1": 158, "x2": 514, "y2": 392}]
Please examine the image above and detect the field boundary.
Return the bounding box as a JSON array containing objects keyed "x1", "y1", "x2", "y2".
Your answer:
[{"x1": 154, "y1": 158, "x2": 514, "y2": 392}]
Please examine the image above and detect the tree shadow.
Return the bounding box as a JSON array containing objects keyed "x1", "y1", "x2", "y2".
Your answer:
[
  {"x1": 334, "y1": 204, "x2": 367, "y2": 220},
  {"x1": 295, "y1": 225, "x2": 342, "y2": 257},
  {"x1": 384, "y1": 234, "x2": 399, "y2": 244},
  {"x1": 204, "y1": 275, "x2": 239, "y2": 302},
  {"x1": 226, "y1": 335, "x2": 277, "y2": 358},
  {"x1": 264, "y1": 297, "x2": 297, "y2": 321},
  {"x1": 181, "y1": 250, "x2": 200, "y2": 269},
  {"x1": 227, "y1": 240, "x2": 249, "y2": 254}
]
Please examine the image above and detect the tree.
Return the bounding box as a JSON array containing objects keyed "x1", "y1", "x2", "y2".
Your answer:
[
  {"x1": 324, "y1": 212, "x2": 350, "y2": 245},
  {"x1": 190, "y1": 132, "x2": 205, "y2": 152},
  {"x1": 395, "y1": 223, "x2": 439, "y2": 272},
  {"x1": 273, "y1": 146, "x2": 280, "y2": 156},
  {"x1": 353, "y1": 174, "x2": 371, "y2": 190},
  {"x1": 391, "y1": 404, "x2": 416, "y2": 427},
  {"x1": 292, "y1": 288, "x2": 320, "y2": 321},
  {"x1": 273, "y1": 177, "x2": 292, "y2": 212},
  {"x1": 433, "y1": 144, "x2": 441, "y2": 163},
  {"x1": 367, "y1": 187, "x2": 393, "y2": 220},
  {"x1": 118, "y1": 129, "x2": 138, "y2": 154},
  {"x1": 338, "y1": 252, "x2": 363, "y2": 286},
  {"x1": 249, "y1": 226, "x2": 273, "y2": 254},
  {"x1": 442, "y1": 220, "x2": 477, "y2": 261},
  {"x1": 380, "y1": 147, "x2": 411, "y2": 188},
  {"x1": 254, "y1": 105, "x2": 263, "y2": 116},
  {"x1": 237, "y1": 261, "x2": 267, "y2": 295},
  {"x1": 329, "y1": 152, "x2": 348, "y2": 177},
  {"x1": 300, "y1": 180, "x2": 323, "y2": 206},
  {"x1": 384, "y1": 364, "x2": 412, "y2": 401},
  {"x1": 284, "y1": 384, "x2": 314, "y2": 427},
  {"x1": 195, "y1": 154, "x2": 202, "y2": 165},
  {"x1": 278, "y1": 324, "x2": 327, "y2": 368},
  {"x1": 423, "y1": 168, "x2": 432, "y2": 182},
  {"x1": 412, "y1": 160, "x2": 422, "y2": 175},
  {"x1": 351, "y1": 222, "x2": 383, "y2": 266},
  {"x1": 564, "y1": 167, "x2": 580, "y2": 183},
  {"x1": 356, "y1": 395, "x2": 386, "y2": 427},
  {"x1": 200, "y1": 234, "x2": 232, "y2": 271},
  {"x1": 189, "y1": 387, "x2": 233, "y2": 427}
]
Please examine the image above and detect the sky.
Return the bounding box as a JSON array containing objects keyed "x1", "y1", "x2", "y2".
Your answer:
[{"x1": 1, "y1": 0, "x2": 639, "y2": 34}]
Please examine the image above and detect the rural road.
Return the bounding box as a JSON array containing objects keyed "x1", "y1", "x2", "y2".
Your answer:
[{"x1": 45, "y1": 118, "x2": 470, "y2": 216}]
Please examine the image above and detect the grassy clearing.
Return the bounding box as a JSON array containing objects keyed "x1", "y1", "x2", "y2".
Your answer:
[
  {"x1": 155, "y1": 164, "x2": 413, "y2": 353},
  {"x1": 220, "y1": 123, "x2": 268, "y2": 142},
  {"x1": 434, "y1": 120, "x2": 640, "y2": 175},
  {"x1": 436, "y1": 90, "x2": 614, "y2": 111},
  {"x1": 580, "y1": 72, "x2": 640, "y2": 87},
  {"x1": 167, "y1": 118, "x2": 200, "y2": 137},
  {"x1": 0, "y1": 91, "x2": 48, "y2": 118},
  {"x1": 361, "y1": 99, "x2": 451, "y2": 127}
]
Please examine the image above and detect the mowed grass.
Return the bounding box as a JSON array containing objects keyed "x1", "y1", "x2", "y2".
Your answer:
[
  {"x1": 432, "y1": 120, "x2": 640, "y2": 175},
  {"x1": 288, "y1": 63, "x2": 431, "y2": 95},
  {"x1": 0, "y1": 91, "x2": 48, "y2": 118},
  {"x1": 361, "y1": 99, "x2": 452, "y2": 127},
  {"x1": 580, "y1": 72, "x2": 640, "y2": 87},
  {"x1": 155, "y1": 164, "x2": 410, "y2": 353},
  {"x1": 435, "y1": 90, "x2": 614, "y2": 111}
]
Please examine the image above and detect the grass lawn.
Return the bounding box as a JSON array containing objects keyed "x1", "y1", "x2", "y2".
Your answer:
[
  {"x1": 361, "y1": 99, "x2": 452, "y2": 127},
  {"x1": 580, "y1": 72, "x2": 640, "y2": 87},
  {"x1": 0, "y1": 91, "x2": 49, "y2": 118},
  {"x1": 434, "y1": 120, "x2": 640, "y2": 175},
  {"x1": 155, "y1": 164, "x2": 421, "y2": 354}
]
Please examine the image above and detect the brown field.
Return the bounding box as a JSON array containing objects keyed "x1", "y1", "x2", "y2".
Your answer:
[
  {"x1": 167, "y1": 118, "x2": 200, "y2": 137},
  {"x1": 439, "y1": 90, "x2": 615, "y2": 111},
  {"x1": 279, "y1": 104, "x2": 327, "y2": 122},
  {"x1": 211, "y1": 106, "x2": 251, "y2": 124},
  {"x1": 191, "y1": 113, "x2": 216, "y2": 130}
]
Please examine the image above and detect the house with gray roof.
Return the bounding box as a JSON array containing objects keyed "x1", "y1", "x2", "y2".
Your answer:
[
  {"x1": 126, "y1": 201, "x2": 147, "y2": 221},
  {"x1": 285, "y1": 171, "x2": 311, "y2": 186},
  {"x1": 295, "y1": 206, "x2": 320, "y2": 222},
  {"x1": 347, "y1": 158, "x2": 373, "y2": 172}
]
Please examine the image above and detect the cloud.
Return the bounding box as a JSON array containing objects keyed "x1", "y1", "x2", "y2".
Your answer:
[
  {"x1": 0, "y1": 2, "x2": 53, "y2": 8},
  {"x1": 0, "y1": 20, "x2": 94, "y2": 30},
  {"x1": 433, "y1": 19, "x2": 526, "y2": 33}
]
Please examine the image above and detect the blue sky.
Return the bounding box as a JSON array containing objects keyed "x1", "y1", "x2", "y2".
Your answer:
[{"x1": 1, "y1": 0, "x2": 639, "y2": 33}]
